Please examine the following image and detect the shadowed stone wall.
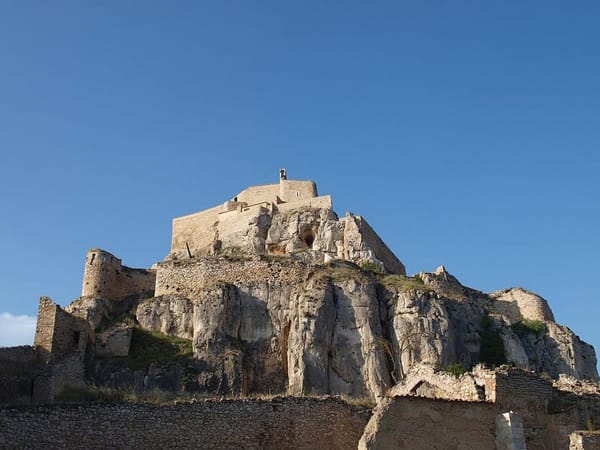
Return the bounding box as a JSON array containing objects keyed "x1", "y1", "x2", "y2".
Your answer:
[{"x1": 0, "y1": 397, "x2": 369, "y2": 450}]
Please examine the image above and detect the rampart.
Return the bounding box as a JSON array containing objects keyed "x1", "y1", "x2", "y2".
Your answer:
[
  {"x1": 82, "y1": 248, "x2": 156, "y2": 301},
  {"x1": 0, "y1": 396, "x2": 368, "y2": 450},
  {"x1": 155, "y1": 256, "x2": 310, "y2": 297}
]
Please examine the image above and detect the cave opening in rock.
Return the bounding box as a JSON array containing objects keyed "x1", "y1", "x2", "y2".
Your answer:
[{"x1": 300, "y1": 229, "x2": 315, "y2": 248}]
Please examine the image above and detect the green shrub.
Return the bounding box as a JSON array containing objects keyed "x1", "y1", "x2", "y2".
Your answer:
[
  {"x1": 56, "y1": 386, "x2": 125, "y2": 403},
  {"x1": 479, "y1": 313, "x2": 507, "y2": 366},
  {"x1": 437, "y1": 363, "x2": 467, "y2": 377},
  {"x1": 512, "y1": 319, "x2": 546, "y2": 336},
  {"x1": 128, "y1": 327, "x2": 194, "y2": 370},
  {"x1": 359, "y1": 261, "x2": 383, "y2": 274}
]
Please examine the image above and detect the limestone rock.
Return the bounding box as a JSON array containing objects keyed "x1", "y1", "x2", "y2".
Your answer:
[
  {"x1": 92, "y1": 262, "x2": 599, "y2": 398},
  {"x1": 95, "y1": 325, "x2": 132, "y2": 357},
  {"x1": 65, "y1": 296, "x2": 111, "y2": 331},
  {"x1": 136, "y1": 295, "x2": 194, "y2": 340}
]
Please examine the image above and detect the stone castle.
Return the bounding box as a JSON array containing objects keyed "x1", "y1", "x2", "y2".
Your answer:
[{"x1": 1, "y1": 171, "x2": 600, "y2": 449}]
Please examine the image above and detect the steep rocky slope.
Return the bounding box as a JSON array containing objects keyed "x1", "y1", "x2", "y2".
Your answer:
[{"x1": 87, "y1": 258, "x2": 597, "y2": 400}]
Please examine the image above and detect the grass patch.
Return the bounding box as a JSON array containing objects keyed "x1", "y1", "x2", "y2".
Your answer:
[
  {"x1": 436, "y1": 363, "x2": 467, "y2": 377},
  {"x1": 128, "y1": 327, "x2": 194, "y2": 370},
  {"x1": 359, "y1": 261, "x2": 383, "y2": 274},
  {"x1": 339, "y1": 394, "x2": 377, "y2": 410},
  {"x1": 511, "y1": 319, "x2": 546, "y2": 336},
  {"x1": 56, "y1": 386, "x2": 203, "y2": 404},
  {"x1": 378, "y1": 274, "x2": 429, "y2": 292},
  {"x1": 312, "y1": 264, "x2": 367, "y2": 283}
]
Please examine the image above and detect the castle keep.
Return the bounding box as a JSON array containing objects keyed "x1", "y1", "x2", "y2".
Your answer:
[{"x1": 1, "y1": 171, "x2": 599, "y2": 449}]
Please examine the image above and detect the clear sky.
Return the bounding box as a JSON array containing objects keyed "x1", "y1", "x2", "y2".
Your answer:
[{"x1": 1, "y1": 2, "x2": 598, "y2": 369}]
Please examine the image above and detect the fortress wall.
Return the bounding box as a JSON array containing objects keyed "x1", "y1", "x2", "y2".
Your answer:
[
  {"x1": 235, "y1": 183, "x2": 280, "y2": 205},
  {"x1": 82, "y1": 249, "x2": 155, "y2": 301},
  {"x1": 0, "y1": 346, "x2": 37, "y2": 406},
  {"x1": 279, "y1": 180, "x2": 318, "y2": 202},
  {"x1": 275, "y1": 195, "x2": 333, "y2": 214},
  {"x1": 494, "y1": 370, "x2": 555, "y2": 411},
  {"x1": 155, "y1": 257, "x2": 308, "y2": 297},
  {"x1": 0, "y1": 397, "x2": 368, "y2": 450},
  {"x1": 0, "y1": 346, "x2": 36, "y2": 373},
  {"x1": 171, "y1": 205, "x2": 221, "y2": 254}
]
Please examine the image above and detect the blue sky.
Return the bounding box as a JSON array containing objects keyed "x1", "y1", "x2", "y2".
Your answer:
[{"x1": 0, "y1": 2, "x2": 598, "y2": 368}]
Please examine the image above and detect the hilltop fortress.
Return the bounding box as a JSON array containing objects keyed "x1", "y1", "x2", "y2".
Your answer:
[{"x1": 1, "y1": 171, "x2": 600, "y2": 449}]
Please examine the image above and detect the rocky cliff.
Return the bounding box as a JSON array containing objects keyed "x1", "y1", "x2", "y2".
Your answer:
[
  {"x1": 87, "y1": 257, "x2": 597, "y2": 400},
  {"x1": 27, "y1": 174, "x2": 597, "y2": 402}
]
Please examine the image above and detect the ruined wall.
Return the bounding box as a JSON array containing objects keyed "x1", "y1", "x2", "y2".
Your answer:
[
  {"x1": 359, "y1": 396, "x2": 497, "y2": 450},
  {"x1": 33, "y1": 298, "x2": 89, "y2": 365},
  {"x1": 0, "y1": 397, "x2": 368, "y2": 450},
  {"x1": 570, "y1": 432, "x2": 600, "y2": 450},
  {"x1": 33, "y1": 297, "x2": 57, "y2": 364},
  {"x1": 493, "y1": 369, "x2": 600, "y2": 449},
  {"x1": 0, "y1": 346, "x2": 37, "y2": 406},
  {"x1": 155, "y1": 257, "x2": 309, "y2": 297},
  {"x1": 0, "y1": 346, "x2": 36, "y2": 373},
  {"x1": 82, "y1": 249, "x2": 156, "y2": 301}
]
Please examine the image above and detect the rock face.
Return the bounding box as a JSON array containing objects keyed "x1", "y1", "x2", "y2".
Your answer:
[{"x1": 123, "y1": 260, "x2": 599, "y2": 399}]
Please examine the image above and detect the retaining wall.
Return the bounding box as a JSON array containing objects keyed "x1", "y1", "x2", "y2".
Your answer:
[{"x1": 0, "y1": 396, "x2": 369, "y2": 450}]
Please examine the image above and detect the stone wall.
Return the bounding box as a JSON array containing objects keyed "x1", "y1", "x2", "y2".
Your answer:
[
  {"x1": 279, "y1": 179, "x2": 318, "y2": 202},
  {"x1": 155, "y1": 256, "x2": 309, "y2": 297},
  {"x1": 171, "y1": 204, "x2": 221, "y2": 255},
  {"x1": 0, "y1": 346, "x2": 37, "y2": 406},
  {"x1": 570, "y1": 432, "x2": 600, "y2": 450},
  {"x1": 275, "y1": 195, "x2": 333, "y2": 214},
  {"x1": 235, "y1": 183, "x2": 281, "y2": 205},
  {"x1": 0, "y1": 397, "x2": 368, "y2": 450},
  {"x1": 359, "y1": 396, "x2": 497, "y2": 449},
  {"x1": 0, "y1": 345, "x2": 36, "y2": 373},
  {"x1": 81, "y1": 249, "x2": 156, "y2": 301},
  {"x1": 33, "y1": 297, "x2": 89, "y2": 365}
]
